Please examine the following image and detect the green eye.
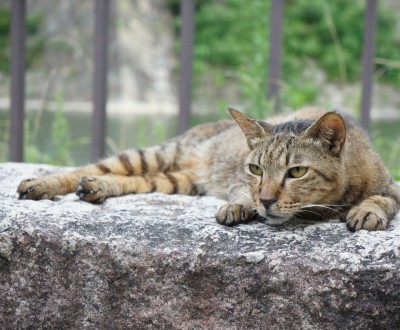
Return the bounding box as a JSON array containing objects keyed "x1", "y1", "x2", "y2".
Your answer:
[
  {"x1": 249, "y1": 164, "x2": 263, "y2": 176},
  {"x1": 288, "y1": 166, "x2": 308, "y2": 178}
]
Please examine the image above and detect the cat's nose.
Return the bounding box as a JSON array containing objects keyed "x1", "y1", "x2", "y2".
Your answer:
[{"x1": 260, "y1": 198, "x2": 277, "y2": 210}]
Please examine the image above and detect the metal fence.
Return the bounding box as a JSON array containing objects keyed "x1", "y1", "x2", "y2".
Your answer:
[{"x1": 9, "y1": 0, "x2": 378, "y2": 162}]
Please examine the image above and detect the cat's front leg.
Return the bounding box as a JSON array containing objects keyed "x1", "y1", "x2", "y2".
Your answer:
[
  {"x1": 215, "y1": 204, "x2": 258, "y2": 226},
  {"x1": 346, "y1": 185, "x2": 400, "y2": 231},
  {"x1": 215, "y1": 184, "x2": 258, "y2": 226}
]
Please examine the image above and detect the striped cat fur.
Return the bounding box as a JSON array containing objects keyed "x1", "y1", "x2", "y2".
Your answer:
[{"x1": 17, "y1": 107, "x2": 400, "y2": 231}]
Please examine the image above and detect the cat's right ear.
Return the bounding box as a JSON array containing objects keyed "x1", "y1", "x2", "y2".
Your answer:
[
  {"x1": 303, "y1": 111, "x2": 346, "y2": 156},
  {"x1": 229, "y1": 108, "x2": 272, "y2": 149}
]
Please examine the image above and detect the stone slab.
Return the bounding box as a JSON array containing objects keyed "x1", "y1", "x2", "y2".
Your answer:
[{"x1": 1, "y1": 163, "x2": 400, "y2": 329}]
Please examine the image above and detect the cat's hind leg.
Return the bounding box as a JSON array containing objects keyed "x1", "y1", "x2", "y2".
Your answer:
[
  {"x1": 17, "y1": 164, "x2": 105, "y2": 200},
  {"x1": 76, "y1": 170, "x2": 202, "y2": 203},
  {"x1": 17, "y1": 141, "x2": 190, "y2": 200}
]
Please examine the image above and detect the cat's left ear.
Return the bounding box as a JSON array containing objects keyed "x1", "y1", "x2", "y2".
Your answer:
[
  {"x1": 304, "y1": 111, "x2": 346, "y2": 155},
  {"x1": 229, "y1": 108, "x2": 272, "y2": 149}
]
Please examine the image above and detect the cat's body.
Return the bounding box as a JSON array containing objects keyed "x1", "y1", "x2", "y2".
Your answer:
[{"x1": 17, "y1": 107, "x2": 400, "y2": 231}]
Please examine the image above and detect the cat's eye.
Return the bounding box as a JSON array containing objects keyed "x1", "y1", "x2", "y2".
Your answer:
[
  {"x1": 288, "y1": 166, "x2": 308, "y2": 178},
  {"x1": 249, "y1": 164, "x2": 263, "y2": 176}
]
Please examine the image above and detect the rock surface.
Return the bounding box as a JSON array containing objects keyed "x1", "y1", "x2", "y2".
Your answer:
[{"x1": 1, "y1": 162, "x2": 400, "y2": 329}]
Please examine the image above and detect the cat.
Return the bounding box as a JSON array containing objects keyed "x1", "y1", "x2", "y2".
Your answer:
[{"x1": 17, "y1": 106, "x2": 400, "y2": 231}]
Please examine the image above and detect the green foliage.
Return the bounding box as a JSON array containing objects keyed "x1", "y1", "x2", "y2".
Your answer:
[
  {"x1": 26, "y1": 12, "x2": 46, "y2": 70},
  {"x1": 133, "y1": 116, "x2": 170, "y2": 148},
  {"x1": 283, "y1": 0, "x2": 400, "y2": 85},
  {"x1": 0, "y1": 7, "x2": 45, "y2": 73},
  {"x1": 168, "y1": 0, "x2": 400, "y2": 116},
  {"x1": 48, "y1": 93, "x2": 73, "y2": 165},
  {"x1": 372, "y1": 123, "x2": 400, "y2": 181},
  {"x1": 24, "y1": 92, "x2": 88, "y2": 166},
  {"x1": 192, "y1": 0, "x2": 272, "y2": 117},
  {"x1": 0, "y1": 8, "x2": 10, "y2": 73}
]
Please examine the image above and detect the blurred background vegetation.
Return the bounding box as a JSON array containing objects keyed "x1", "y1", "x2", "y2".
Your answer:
[{"x1": 0, "y1": 0, "x2": 399, "y2": 178}]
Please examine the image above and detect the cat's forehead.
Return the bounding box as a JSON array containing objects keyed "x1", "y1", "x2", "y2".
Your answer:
[{"x1": 249, "y1": 133, "x2": 320, "y2": 167}]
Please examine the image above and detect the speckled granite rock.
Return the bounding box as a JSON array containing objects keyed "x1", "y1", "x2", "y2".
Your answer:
[{"x1": 1, "y1": 162, "x2": 400, "y2": 329}]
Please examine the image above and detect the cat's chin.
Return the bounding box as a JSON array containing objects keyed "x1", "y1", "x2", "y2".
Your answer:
[{"x1": 264, "y1": 214, "x2": 291, "y2": 225}]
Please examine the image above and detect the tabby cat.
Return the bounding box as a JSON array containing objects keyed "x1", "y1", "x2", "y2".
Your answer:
[{"x1": 17, "y1": 107, "x2": 400, "y2": 231}]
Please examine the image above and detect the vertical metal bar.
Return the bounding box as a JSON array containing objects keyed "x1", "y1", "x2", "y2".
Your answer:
[
  {"x1": 360, "y1": 0, "x2": 377, "y2": 133},
  {"x1": 177, "y1": 0, "x2": 195, "y2": 135},
  {"x1": 267, "y1": 0, "x2": 284, "y2": 113},
  {"x1": 9, "y1": 0, "x2": 26, "y2": 162},
  {"x1": 91, "y1": 0, "x2": 109, "y2": 161}
]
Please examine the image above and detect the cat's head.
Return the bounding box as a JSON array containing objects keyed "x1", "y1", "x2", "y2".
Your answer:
[{"x1": 230, "y1": 108, "x2": 347, "y2": 224}]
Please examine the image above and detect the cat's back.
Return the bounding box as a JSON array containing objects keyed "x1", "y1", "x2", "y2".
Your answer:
[{"x1": 182, "y1": 106, "x2": 369, "y2": 161}]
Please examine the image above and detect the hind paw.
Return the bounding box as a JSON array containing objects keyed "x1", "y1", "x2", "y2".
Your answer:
[
  {"x1": 17, "y1": 178, "x2": 55, "y2": 200},
  {"x1": 76, "y1": 176, "x2": 109, "y2": 204}
]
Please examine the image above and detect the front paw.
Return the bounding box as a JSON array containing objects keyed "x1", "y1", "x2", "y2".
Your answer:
[
  {"x1": 76, "y1": 176, "x2": 108, "y2": 204},
  {"x1": 17, "y1": 178, "x2": 55, "y2": 200},
  {"x1": 346, "y1": 206, "x2": 387, "y2": 231},
  {"x1": 215, "y1": 204, "x2": 258, "y2": 226}
]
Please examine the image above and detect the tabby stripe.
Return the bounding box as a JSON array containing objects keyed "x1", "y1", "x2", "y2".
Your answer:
[
  {"x1": 172, "y1": 143, "x2": 182, "y2": 171},
  {"x1": 181, "y1": 172, "x2": 197, "y2": 195},
  {"x1": 275, "y1": 145, "x2": 286, "y2": 162},
  {"x1": 285, "y1": 138, "x2": 293, "y2": 166},
  {"x1": 285, "y1": 153, "x2": 290, "y2": 166},
  {"x1": 314, "y1": 169, "x2": 334, "y2": 182},
  {"x1": 190, "y1": 183, "x2": 200, "y2": 196},
  {"x1": 96, "y1": 162, "x2": 111, "y2": 174},
  {"x1": 149, "y1": 177, "x2": 157, "y2": 193},
  {"x1": 155, "y1": 151, "x2": 166, "y2": 172},
  {"x1": 138, "y1": 149, "x2": 148, "y2": 174},
  {"x1": 238, "y1": 205, "x2": 243, "y2": 222},
  {"x1": 257, "y1": 149, "x2": 265, "y2": 166},
  {"x1": 165, "y1": 173, "x2": 179, "y2": 194},
  {"x1": 118, "y1": 153, "x2": 134, "y2": 175}
]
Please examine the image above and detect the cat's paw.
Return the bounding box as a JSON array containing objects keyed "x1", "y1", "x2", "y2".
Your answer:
[
  {"x1": 346, "y1": 206, "x2": 387, "y2": 231},
  {"x1": 76, "y1": 176, "x2": 108, "y2": 204},
  {"x1": 17, "y1": 178, "x2": 55, "y2": 200},
  {"x1": 215, "y1": 204, "x2": 258, "y2": 226}
]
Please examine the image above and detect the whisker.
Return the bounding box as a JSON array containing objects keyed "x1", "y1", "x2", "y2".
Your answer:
[
  {"x1": 302, "y1": 205, "x2": 338, "y2": 212},
  {"x1": 298, "y1": 202, "x2": 350, "y2": 207},
  {"x1": 298, "y1": 203, "x2": 348, "y2": 214}
]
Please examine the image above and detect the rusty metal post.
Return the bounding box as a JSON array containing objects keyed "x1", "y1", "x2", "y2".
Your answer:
[
  {"x1": 360, "y1": 0, "x2": 377, "y2": 133},
  {"x1": 267, "y1": 0, "x2": 284, "y2": 113},
  {"x1": 91, "y1": 0, "x2": 109, "y2": 161},
  {"x1": 177, "y1": 0, "x2": 195, "y2": 135},
  {"x1": 9, "y1": 0, "x2": 26, "y2": 162}
]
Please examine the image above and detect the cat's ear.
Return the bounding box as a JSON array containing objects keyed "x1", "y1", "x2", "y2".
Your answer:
[
  {"x1": 304, "y1": 111, "x2": 346, "y2": 155},
  {"x1": 229, "y1": 108, "x2": 272, "y2": 149}
]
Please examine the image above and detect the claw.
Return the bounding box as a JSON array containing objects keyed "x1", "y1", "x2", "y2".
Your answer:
[{"x1": 19, "y1": 193, "x2": 28, "y2": 200}]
